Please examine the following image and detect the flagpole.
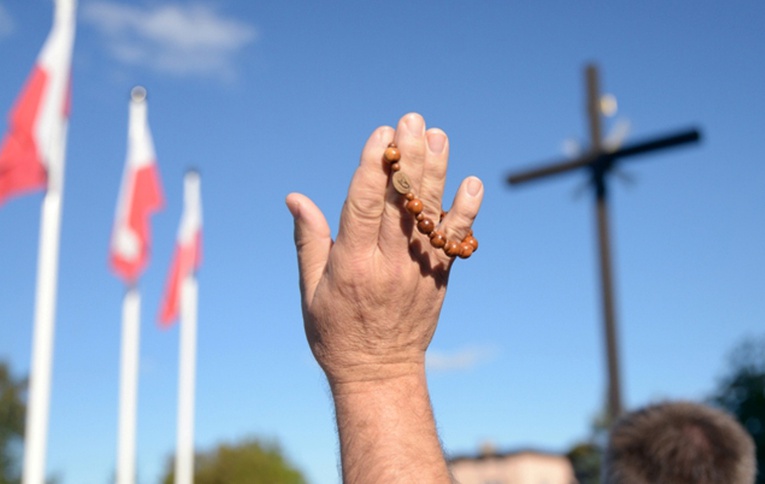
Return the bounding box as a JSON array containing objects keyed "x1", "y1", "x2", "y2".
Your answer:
[
  {"x1": 116, "y1": 286, "x2": 140, "y2": 484},
  {"x1": 22, "y1": 113, "x2": 68, "y2": 484},
  {"x1": 162, "y1": 171, "x2": 201, "y2": 484},
  {"x1": 174, "y1": 274, "x2": 198, "y2": 484}
]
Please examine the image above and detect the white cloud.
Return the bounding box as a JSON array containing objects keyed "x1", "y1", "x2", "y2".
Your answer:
[
  {"x1": 426, "y1": 345, "x2": 499, "y2": 372},
  {"x1": 0, "y1": 5, "x2": 14, "y2": 38},
  {"x1": 82, "y1": 1, "x2": 257, "y2": 79}
]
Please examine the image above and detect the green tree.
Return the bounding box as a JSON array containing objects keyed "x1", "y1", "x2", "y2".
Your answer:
[
  {"x1": 161, "y1": 437, "x2": 307, "y2": 484},
  {"x1": 0, "y1": 361, "x2": 26, "y2": 484},
  {"x1": 710, "y1": 335, "x2": 765, "y2": 484},
  {"x1": 566, "y1": 409, "x2": 610, "y2": 484},
  {"x1": 566, "y1": 441, "x2": 601, "y2": 484}
]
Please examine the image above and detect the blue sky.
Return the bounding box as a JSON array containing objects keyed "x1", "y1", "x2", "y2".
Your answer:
[{"x1": 1, "y1": 1, "x2": 764, "y2": 483}]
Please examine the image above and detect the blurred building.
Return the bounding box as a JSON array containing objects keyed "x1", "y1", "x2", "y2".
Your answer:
[{"x1": 449, "y1": 444, "x2": 577, "y2": 484}]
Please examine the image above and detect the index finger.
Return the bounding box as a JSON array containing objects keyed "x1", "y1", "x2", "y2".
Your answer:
[{"x1": 335, "y1": 125, "x2": 395, "y2": 253}]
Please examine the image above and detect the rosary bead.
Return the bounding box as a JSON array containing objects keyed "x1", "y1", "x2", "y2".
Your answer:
[
  {"x1": 383, "y1": 140, "x2": 477, "y2": 261},
  {"x1": 405, "y1": 199, "x2": 423, "y2": 215},
  {"x1": 383, "y1": 146, "x2": 401, "y2": 163},
  {"x1": 464, "y1": 235, "x2": 479, "y2": 252},
  {"x1": 458, "y1": 242, "x2": 474, "y2": 259},
  {"x1": 417, "y1": 218, "x2": 435, "y2": 234},
  {"x1": 429, "y1": 231, "x2": 447, "y2": 249},
  {"x1": 443, "y1": 240, "x2": 461, "y2": 257}
]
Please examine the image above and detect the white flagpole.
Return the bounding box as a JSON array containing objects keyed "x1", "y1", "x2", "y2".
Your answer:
[
  {"x1": 174, "y1": 172, "x2": 200, "y2": 484},
  {"x1": 22, "y1": 102, "x2": 68, "y2": 484},
  {"x1": 174, "y1": 275, "x2": 198, "y2": 484},
  {"x1": 116, "y1": 287, "x2": 140, "y2": 484},
  {"x1": 23, "y1": 177, "x2": 64, "y2": 484},
  {"x1": 20, "y1": 0, "x2": 75, "y2": 481}
]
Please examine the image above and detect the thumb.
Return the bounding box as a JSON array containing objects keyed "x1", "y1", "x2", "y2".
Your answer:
[{"x1": 286, "y1": 192, "x2": 332, "y2": 304}]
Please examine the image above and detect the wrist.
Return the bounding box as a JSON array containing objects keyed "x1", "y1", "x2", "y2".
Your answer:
[
  {"x1": 320, "y1": 351, "x2": 427, "y2": 389},
  {"x1": 328, "y1": 360, "x2": 427, "y2": 397}
]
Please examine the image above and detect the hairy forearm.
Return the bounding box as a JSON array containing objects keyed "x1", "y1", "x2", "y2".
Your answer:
[{"x1": 330, "y1": 365, "x2": 451, "y2": 484}]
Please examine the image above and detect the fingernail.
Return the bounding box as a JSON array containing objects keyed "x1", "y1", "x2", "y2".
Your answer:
[
  {"x1": 427, "y1": 130, "x2": 446, "y2": 154},
  {"x1": 377, "y1": 126, "x2": 394, "y2": 142},
  {"x1": 404, "y1": 113, "x2": 425, "y2": 137},
  {"x1": 466, "y1": 177, "x2": 482, "y2": 197},
  {"x1": 286, "y1": 196, "x2": 301, "y2": 219}
]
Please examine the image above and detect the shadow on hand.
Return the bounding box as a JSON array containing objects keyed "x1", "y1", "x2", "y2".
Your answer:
[{"x1": 396, "y1": 204, "x2": 449, "y2": 289}]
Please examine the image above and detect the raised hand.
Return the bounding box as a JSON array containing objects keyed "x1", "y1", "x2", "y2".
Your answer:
[
  {"x1": 287, "y1": 112, "x2": 483, "y2": 384},
  {"x1": 286, "y1": 113, "x2": 483, "y2": 483}
]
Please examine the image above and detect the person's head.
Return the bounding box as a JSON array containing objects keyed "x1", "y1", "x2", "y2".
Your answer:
[{"x1": 603, "y1": 401, "x2": 756, "y2": 484}]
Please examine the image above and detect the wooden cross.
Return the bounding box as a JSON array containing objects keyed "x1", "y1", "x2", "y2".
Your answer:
[{"x1": 507, "y1": 63, "x2": 701, "y2": 423}]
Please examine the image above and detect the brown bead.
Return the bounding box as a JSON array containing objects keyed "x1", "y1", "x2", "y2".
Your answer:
[
  {"x1": 405, "y1": 199, "x2": 423, "y2": 215},
  {"x1": 429, "y1": 231, "x2": 446, "y2": 249},
  {"x1": 464, "y1": 235, "x2": 478, "y2": 252},
  {"x1": 379, "y1": 140, "x2": 478, "y2": 262},
  {"x1": 458, "y1": 242, "x2": 474, "y2": 259},
  {"x1": 444, "y1": 240, "x2": 461, "y2": 257},
  {"x1": 417, "y1": 218, "x2": 435, "y2": 234},
  {"x1": 383, "y1": 146, "x2": 401, "y2": 163}
]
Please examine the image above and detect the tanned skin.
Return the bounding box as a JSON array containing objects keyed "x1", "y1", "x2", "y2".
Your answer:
[{"x1": 287, "y1": 113, "x2": 483, "y2": 483}]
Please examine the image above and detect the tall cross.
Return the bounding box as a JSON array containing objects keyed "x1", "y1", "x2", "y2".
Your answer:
[{"x1": 507, "y1": 63, "x2": 701, "y2": 423}]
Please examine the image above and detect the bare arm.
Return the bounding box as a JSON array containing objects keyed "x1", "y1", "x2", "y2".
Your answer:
[
  {"x1": 332, "y1": 370, "x2": 447, "y2": 482},
  {"x1": 287, "y1": 113, "x2": 483, "y2": 483}
]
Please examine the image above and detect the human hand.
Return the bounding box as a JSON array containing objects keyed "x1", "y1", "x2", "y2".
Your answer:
[{"x1": 286, "y1": 113, "x2": 483, "y2": 386}]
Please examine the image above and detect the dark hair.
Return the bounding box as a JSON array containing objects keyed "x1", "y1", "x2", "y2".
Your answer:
[{"x1": 603, "y1": 401, "x2": 756, "y2": 484}]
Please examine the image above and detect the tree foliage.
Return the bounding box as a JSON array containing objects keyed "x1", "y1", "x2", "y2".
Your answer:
[
  {"x1": 710, "y1": 335, "x2": 765, "y2": 484},
  {"x1": 162, "y1": 437, "x2": 306, "y2": 484},
  {"x1": 566, "y1": 441, "x2": 601, "y2": 484},
  {"x1": 0, "y1": 361, "x2": 26, "y2": 484},
  {"x1": 566, "y1": 408, "x2": 610, "y2": 484}
]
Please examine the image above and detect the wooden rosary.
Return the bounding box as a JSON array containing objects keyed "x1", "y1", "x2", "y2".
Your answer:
[{"x1": 383, "y1": 142, "x2": 478, "y2": 259}]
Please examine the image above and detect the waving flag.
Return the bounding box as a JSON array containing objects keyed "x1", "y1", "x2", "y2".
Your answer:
[
  {"x1": 0, "y1": 0, "x2": 75, "y2": 206},
  {"x1": 159, "y1": 171, "x2": 202, "y2": 326},
  {"x1": 110, "y1": 87, "x2": 164, "y2": 283}
]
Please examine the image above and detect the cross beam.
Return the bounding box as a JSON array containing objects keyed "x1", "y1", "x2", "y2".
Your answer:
[{"x1": 507, "y1": 63, "x2": 701, "y2": 423}]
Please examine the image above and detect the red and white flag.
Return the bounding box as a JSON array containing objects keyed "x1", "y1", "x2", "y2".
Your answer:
[
  {"x1": 159, "y1": 171, "x2": 202, "y2": 326},
  {"x1": 0, "y1": 0, "x2": 75, "y2": 206},
  {"x1": 110, "y1": 87, "x2": 164, "y2": 283}
]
